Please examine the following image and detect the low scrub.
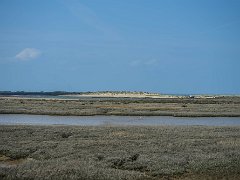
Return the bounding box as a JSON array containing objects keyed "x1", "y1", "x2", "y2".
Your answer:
[{"x1": 0, "y1": 125, "x2": 240, "y2": 179}]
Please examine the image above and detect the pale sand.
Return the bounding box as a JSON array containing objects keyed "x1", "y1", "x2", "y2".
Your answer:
[{"x1": 64, "y1": 92, "x2": 217, "y2": 99}]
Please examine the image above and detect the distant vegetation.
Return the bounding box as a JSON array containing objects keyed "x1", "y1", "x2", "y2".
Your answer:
[
  {"x1": 0, "y1": 91, "x2": 78, "y2": 96},
  {"x1": 1, "y1": 95, "x2": 240, "y2": 117},
  {"x1": 0, "y1": 91, "x2": 160, "y2": 96}
]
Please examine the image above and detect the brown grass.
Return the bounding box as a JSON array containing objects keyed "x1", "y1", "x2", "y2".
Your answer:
[
  {"x1": 0, "y1": 125, "x2": 240, "y2": 179},
  {"x1": 0, "y1": 96, "x2": 240, "y2": 117}
]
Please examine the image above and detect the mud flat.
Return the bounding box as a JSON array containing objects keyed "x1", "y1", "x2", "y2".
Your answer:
[
  {"x1": 0, "y1": 95, "x2": 240, "y2": 117},
  {"x1": 0, "y1": 125, "x2": 240, "y2": 179}
]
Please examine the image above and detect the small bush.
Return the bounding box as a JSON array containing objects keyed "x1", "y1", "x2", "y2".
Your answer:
[{"x1": 61, "y1": 132, "x2": 72, "y2": 138}]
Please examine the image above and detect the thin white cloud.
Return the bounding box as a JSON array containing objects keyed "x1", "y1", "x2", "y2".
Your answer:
[
  {"x1": 200, "y1": 20, "x2": 240, "y2": 35},
  {"x1": 130, "y1": 60, "x2": 141, "y2": 67},
  {"x1": 15, "y1": 48, "x2": 41, "y2": 60},
  {"x1": 144, "y1": 59, "x2": 158, "y2": 65},
  {"x1": 61, "y1": 0, "x2": 120, "y2": 40},
  {"x1": 130, "y1": 59, "x2": 158, "y2": 67}
]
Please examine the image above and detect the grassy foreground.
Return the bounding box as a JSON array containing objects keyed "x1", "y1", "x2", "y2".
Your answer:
[
  {"x1": 1, "y1": 96, "x2": 240, "y2": 117},
  {"x1": 0, "y1": 125, "x2": 240, "y2": 179}
]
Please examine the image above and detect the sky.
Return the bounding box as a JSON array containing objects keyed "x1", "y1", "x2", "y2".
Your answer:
[{"x1": 0, "y1": 0, "x2": 240, "y2": 94}]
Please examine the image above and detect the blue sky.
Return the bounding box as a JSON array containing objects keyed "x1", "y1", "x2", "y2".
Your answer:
[{"x1": 0, "y1": 0, "x2": 240, "y2": 94}]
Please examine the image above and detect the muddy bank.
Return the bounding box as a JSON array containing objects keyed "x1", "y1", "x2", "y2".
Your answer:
[{"x1": 0, "y1": 96, "x2": 240, "y2": 117}]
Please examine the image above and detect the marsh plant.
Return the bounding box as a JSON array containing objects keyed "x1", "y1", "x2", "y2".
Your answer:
[{"x1": 0, "y1": 125, "x2": 240, "y2": 179}]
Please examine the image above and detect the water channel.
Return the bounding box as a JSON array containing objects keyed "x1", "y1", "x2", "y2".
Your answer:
[{"x1": 1, "y1": 114, "x2": 240, "y2": 126}]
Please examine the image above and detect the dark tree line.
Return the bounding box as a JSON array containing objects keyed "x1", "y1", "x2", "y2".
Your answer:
[{"x1": 0, "y1": 91, "x2": 80, "y2": 96}]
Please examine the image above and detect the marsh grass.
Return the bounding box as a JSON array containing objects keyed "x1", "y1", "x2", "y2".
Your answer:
[
  {"x1": 0, "y1": 125, "x2": 240, "y2": 179},
  {"x1": 0, "y1": 97, "x2": 240, "y2": 117}
]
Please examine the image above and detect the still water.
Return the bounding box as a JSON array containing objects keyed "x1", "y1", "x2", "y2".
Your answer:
[{"x1": 0, "y1": 114, "x2": 240, "y2": 126}]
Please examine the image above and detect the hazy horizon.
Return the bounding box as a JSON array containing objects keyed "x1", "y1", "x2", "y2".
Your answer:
[{"x1": 1, "y1": 0, "x2": 240, "y2": 94}]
